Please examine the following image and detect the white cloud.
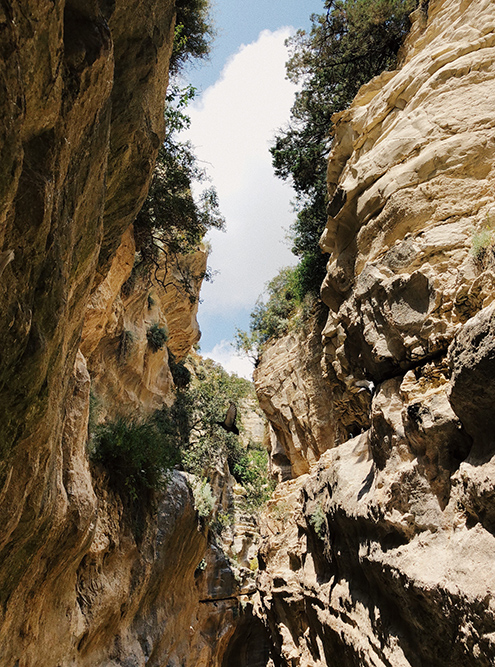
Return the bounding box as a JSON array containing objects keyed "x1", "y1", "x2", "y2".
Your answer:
[
  {"x1": 185, "y1": 28, "x2": 298, "y2": 315},
  {"x1": 203, "y1": 340, "x2": 254, "y2": 380}
]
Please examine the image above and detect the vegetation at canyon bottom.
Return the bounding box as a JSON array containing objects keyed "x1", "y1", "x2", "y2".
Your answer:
[
  {"x1": 90, "y1": 355, "x2": 273, "y2": 519},
  {"x1": 236, "y1": 0, "x2": 419, "y2": 361}
]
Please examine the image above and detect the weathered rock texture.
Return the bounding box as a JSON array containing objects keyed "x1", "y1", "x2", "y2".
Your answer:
[
  {"x1": 82, "y1": 229, "x2": 206, "y2": 419},
  {"x1": 254, "y1": 307, "x2": 338, "y2": 481},
  {"x1": 253, "y1": 0, "x2": 495, "y2": 664},
  {"x1": 0, "y1": 1, "x2": 245, "y2": 665}
]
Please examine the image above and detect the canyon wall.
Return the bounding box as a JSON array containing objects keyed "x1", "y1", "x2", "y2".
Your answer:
[
  {"x1": 253, "y1": 0, "x2": 495, "y2": 664},
  {"x1": 0, "y1": 2, "x2": 248, "y2": 665},
  {"x1": 3, "y1": 0, "x2": 495, "y2": 665}
]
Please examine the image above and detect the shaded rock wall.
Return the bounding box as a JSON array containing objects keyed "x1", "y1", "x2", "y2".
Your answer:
[
  {"x1": 0, "y1": 1, "x2": 240, "y2": 664},
  {"x1": 254, "y1": 307, "x2": 337, "y2": 481},
  {"x1": 253, "y1": 0, "x2": 495, "y2": 664},
  {"x1": 82, "y1": 228, "x2": 207, "y2": 418}
]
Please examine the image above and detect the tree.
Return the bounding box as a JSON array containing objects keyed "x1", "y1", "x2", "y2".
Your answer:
[
  {"x1": 271, "y1": 0, "x2": 418, "y2": 296},
  {"x1": 132, "y1": 0, "x2": 224, "y2": 299},
  {"x1": 180, "y1": 357, "x2": 253, "y2": 477},
  {"x1": 170, "y1": 0, "x2": 216, "y2": 76},
  {"x1": 132, "y1": 86, "x2": 224, "y2": 296}
]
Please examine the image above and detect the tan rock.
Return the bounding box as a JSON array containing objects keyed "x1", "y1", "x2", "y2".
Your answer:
[
  {"x1": 254, "y1": 308, "x2": 337, "y2": 480},
  {"x1": 250, "y1": 1, "x2": 495, "y2": 664}
]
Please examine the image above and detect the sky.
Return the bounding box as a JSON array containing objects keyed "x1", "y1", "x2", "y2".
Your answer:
[{"x1": 182, "y1": 1, "x2": 324, "y2": 378}]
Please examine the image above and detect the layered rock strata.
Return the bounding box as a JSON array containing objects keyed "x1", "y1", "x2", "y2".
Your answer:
[
  {"x1": 0, "y1": 1, "x2": 244, "y2": 665},
  {"x1": 254, "y1": 0, "x2": 495, "y2": 664}
]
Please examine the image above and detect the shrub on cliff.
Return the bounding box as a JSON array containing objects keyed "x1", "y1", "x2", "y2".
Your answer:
[
  {"x1": 90, "y1": 414, "x2": 180, "y2": 501},
  {"x1": 146, "y1": 323, "x2": 168, "y2": 353},
  {"x1": 271, "y1": 0, "x2": 418, "y2": 296},
  {"x1": 234, "y1": 265, "x2": 316, "y2": 361}
]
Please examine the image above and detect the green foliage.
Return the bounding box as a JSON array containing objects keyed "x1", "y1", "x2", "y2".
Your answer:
[
  {"x1": 191, "y1": 477, "x2": 215, "y2": 518},
  {"x1": 249, "y1": 556, "x2": 259, "y2": 572},
  {"x1": 471, "y1": 218, "x2": 495, "y2": 264},
  {"x1": 132, "y1": 85, "x2": 224, "y2": 300},
  {"x1": 169, "y1": 351, "x2": 192, "y2": 389},
  {"x1": 146, "y1": 323, "x2": 168, "y2": 353},
  {"x1": 232, "y1": 445, "x2": 277, "y2": 512},
  {"x1": 271, "y1": 0, "x2": 418, "y2": 296},
  {"x1": 178, "y1": 357, "x2": 274, "y2": 512},
  {"x1": 90, "y1": 414, "x2": 181, "y2": 502},
  {"x1": 309, "y1": 503, "x2": 326, "y2": 538},
  {"x1": 170, "y1": 0, "x2": 215, "y2": 76},
  {"x1": 180, "y1": 357, "x2": 253, "y2": 475},
  {"x1": 119, "y1": 329, "x2": 135, "y2": 362},
  {"x1": 234, "y1": 266, "x2": 318, "y2": 360},
  {"x1": 91, "y1": 357, "x2": 273, "y2": 524},
  {"x1": 250, "y1": 267, "x2": 299, "y2": 343},
  {"x1": 133, "y1": 0, "x2": 221, "y2": 298}
]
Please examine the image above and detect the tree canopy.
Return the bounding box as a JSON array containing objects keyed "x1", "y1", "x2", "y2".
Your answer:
[
  {"x1": 170, "y1": 0, "x2": 216, "y2": 75},
  {"x1": 131, "y1": 1, "x2": 224, "y2": 299},
  {"x1": 271, "y1": 0, "x2": 418, "y2": 297}
]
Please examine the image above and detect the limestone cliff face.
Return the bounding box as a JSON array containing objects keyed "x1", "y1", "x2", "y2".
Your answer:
[
  {"x1": 81, "y1": 227, "x2": 207, "y2": 418},
  {"x1": 0, "y1": 1, "x2": 237, "y2": 665},
  {"x1": 254, "y1": 1, "x2": 495, "y2": 664}
]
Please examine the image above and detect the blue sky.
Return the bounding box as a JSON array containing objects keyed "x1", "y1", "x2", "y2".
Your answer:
[
  {"x1": 182, "y1": 1, "x2": 325, "y2": 377},
  {"x1": 186, "y1": 1, "x2": 324, "y2": 92}
]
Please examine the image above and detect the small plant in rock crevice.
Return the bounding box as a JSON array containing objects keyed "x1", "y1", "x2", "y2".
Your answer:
[
  {"x1": 309, "y1": 503, "x2": 326, "y2": 538},
  {"x1": 191, "y1": 477, "x2": 215, "y2": 519},
  {"x1": 119, "y1": 329, "x2": 135, "y2": 363},
  {"x1": 146, "y1": 323, "x2": 168, "y2": 352},
  {"x1": 471, "y1": 216, "x2": 495, "y2": 265}
]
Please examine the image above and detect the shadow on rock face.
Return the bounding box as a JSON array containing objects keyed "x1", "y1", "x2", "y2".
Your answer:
[
  {"x1": 449, "y1": 303, "x2": 495, "y2": 463},
  {"x1": 222, "y1": 608, "x2": 275, "y2": 667}
]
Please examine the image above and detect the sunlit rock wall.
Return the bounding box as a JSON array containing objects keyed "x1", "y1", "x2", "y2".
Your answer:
[
  {"x1": 253, "y1": 0, "x2": 495, "y2": 664},
  {"x1": 81, "y1": 227, "x2": 207, "y2": 418}
]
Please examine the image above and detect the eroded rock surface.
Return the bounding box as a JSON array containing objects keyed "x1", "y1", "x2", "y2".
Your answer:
[
  {"x1": 0, "y1": 1, "x2": 241, "y2": 665},
  {"x1": 253, "y1": 1, "x2": 495, "y2": 664}
]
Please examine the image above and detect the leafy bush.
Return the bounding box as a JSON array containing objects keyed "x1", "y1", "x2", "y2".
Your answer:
[
  {"x1": 91, "y1": 357, "x2": 274, "y2": 524},
  {"x1": 90, "y1": 415, "x2": 180, "y2": 501},
  {"x1": 146, "y1": 323, "x2": 168, "y2": 352},
  {"x1": 471, "y1": 219, "x2": 495, "y2": 263},
  {"x1": 169, "y1": 351, "x2": 192, "y2": 389},
  {"x1": 191, "y1": 478, "x2": 215, "y2": 518},
  {"x1": 176, "y1": 357, "x2": 275, "y2": 512},
  {"x1": 234, "y1": 265, "x2": 319, "y2": 361},
  {"x1": 179, "y1": 357, "x2": 253, "y2": 474},
  {"x1": 232, "y1": 445, "x2": 276, "y2": 512},
  {"x1": 309, "y1": 503, "x2": 326, "y2": 538}
]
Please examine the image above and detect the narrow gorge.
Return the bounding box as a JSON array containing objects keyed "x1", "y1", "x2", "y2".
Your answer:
[{"x1": 1, "y1": 0, "x2": 495, "y2": 665}]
